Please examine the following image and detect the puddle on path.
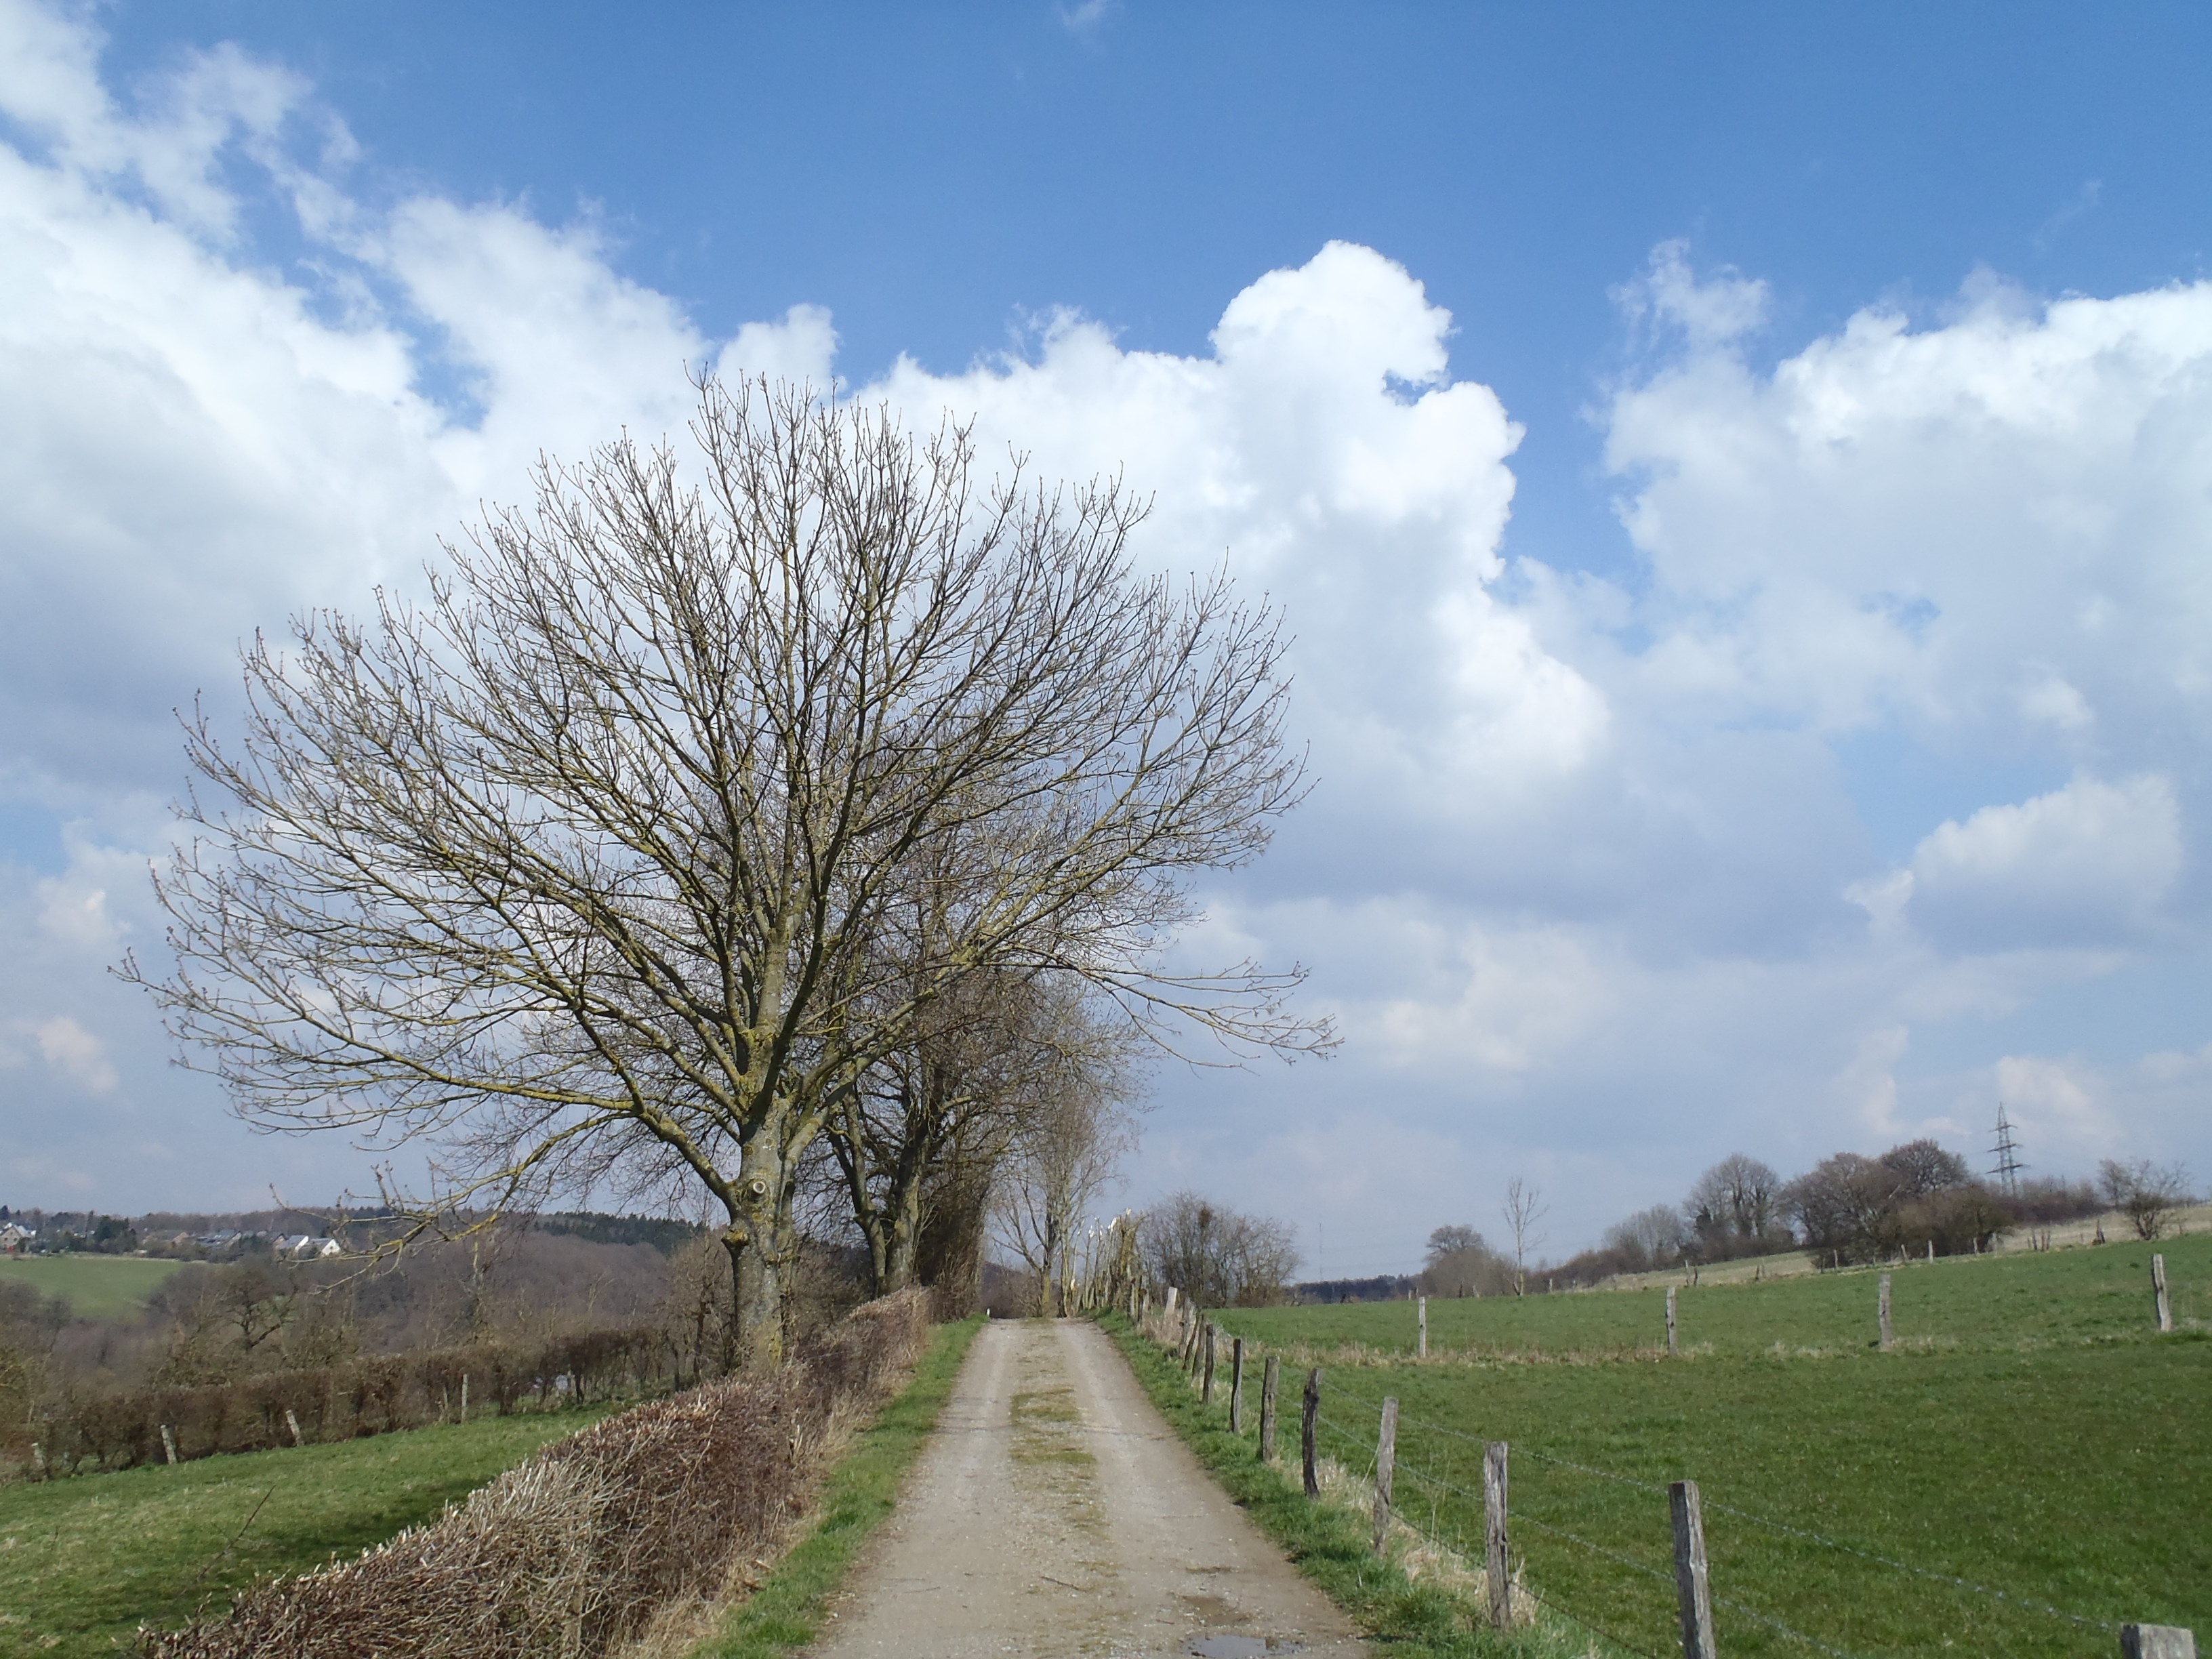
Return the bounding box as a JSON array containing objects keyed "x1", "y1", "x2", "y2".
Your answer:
[{"x1": 1187, "y1": 1637, "x2": 1304, "y2": 1658}]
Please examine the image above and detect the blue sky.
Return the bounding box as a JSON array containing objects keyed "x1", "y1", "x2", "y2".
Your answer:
[{"x1": 3, "y1": 1, "x2": 2211, "y2": 1272}]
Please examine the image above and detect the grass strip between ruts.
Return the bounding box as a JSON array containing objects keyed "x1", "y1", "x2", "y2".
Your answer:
[
  {"x1": 1099, "y1": 1314, "x2": 1634, "y2": 1659},
  {"x1": 689, "y1": 1315, "x2": 983, "y2": 1659}
]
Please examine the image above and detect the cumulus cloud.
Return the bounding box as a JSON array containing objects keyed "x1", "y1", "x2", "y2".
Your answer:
[
  {"x1": 1, "y1": 0, "x2": 2209, "y2": 1237},
  {"x1": 1606, "y1": 260, "x2": 2212, "y2": 757},
  {"x1": 1906, "y1": 774, "x2": 2182, "y2": 949}
]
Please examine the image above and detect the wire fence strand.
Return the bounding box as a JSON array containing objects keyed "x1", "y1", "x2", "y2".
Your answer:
[{"x1": 1711, "y1": 1591, "x2": 1872, "y2": 1659}]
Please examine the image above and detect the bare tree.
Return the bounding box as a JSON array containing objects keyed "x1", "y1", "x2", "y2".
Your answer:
[
  {"x1": 1424, "y1": 1224, "x2": 1482, "y2": 1263},
  {"x1": 989, "y1": 995, "x2": 1137, "y2": 1315},
  {"x1": 127, "y1": 377, "x2": 1326, "y2": 1370},
  {"x1": 1683, "y1": 1152, "x2": 1784, "y2": 1249},
  {"x1": 1878, "y1": 1139, "x2": 1969, "y2": 1199},
  {"x1": 1501, "y1": 1177, "x2": 1547, "y2": 1296},
  {"x1": 2099, "y1": 1158, "x2": 2194, "y2": 1241},
  {"x1": 1140, "y1": 1192, "x2": 1300, "y2": 1308},
  {"x1": 1420, "y1": 1225, "x2": 1509, "y2": 1298},
  {"x1": 1602, "y1": 1203, "x2": 1687, "y2": 1271}
]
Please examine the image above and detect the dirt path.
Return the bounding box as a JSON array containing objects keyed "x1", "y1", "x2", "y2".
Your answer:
[{"x1": 808, "y1": 1318, "x2": 1368, "y2": 1658}]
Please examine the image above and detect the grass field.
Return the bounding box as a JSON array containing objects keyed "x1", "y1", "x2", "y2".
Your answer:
[
  {"x1": 1200, "y1": 1234, "x2": 2211, "y2": 1658},
  {"x1": 0, "y1": 1255, "x2": 190, "y2": 1320},
  {"x1": 0, "y1": 1407, "x2": 611, "y2": 1659}
]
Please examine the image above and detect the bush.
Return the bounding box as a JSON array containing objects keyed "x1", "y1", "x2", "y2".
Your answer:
[
  {"x1": 2099, "y1": 1158, "x2": 2196, "y2": 1240},
  {"x1": 140, "y1": 1289, "x2": 929, "y2": 1659},
  {"x1": 24, "y1": 1326, "x2": 676, "y2": 1473}
]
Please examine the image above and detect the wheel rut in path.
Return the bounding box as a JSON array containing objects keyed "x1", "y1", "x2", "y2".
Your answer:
[{"x1": 807, "y1": 1317, "x2": 1368, "y2": 1658}]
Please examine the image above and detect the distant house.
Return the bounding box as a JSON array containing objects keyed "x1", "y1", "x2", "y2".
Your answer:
[
  {"x1": 274, "y1": 1234, "x2": 342, "y2": 1258},
  {"x1": 0, "y1": 1222, "x2": 33, "y2": 1254}
]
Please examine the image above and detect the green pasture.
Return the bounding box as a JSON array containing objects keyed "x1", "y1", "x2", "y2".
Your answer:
[
  {"x1": 1201, "y1": 1237, "x2": 2211, "y2": 1657},
  {"x1": 1245, "y1": 1231, "x2": 2212, "y2": 1360},
  {"x1": 0, "y1": 1407, "x2": 610, "y2": 1659},
  {"x1": 0, "y1": 1255, "x2": 189, "y2": 1322}
]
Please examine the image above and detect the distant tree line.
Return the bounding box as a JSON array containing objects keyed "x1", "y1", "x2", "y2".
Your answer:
[{"x1": 1416, "y1": 1141, "x2": 2197, "y2": 1294}]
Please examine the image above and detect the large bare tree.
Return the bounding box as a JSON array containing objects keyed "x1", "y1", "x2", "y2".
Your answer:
[{"x1": 127, "y1": 377, "x2": 1324, "y2": 1369}]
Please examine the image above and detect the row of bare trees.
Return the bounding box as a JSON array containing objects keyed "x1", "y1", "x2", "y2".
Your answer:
[
  {"x1": 127, "y1": 377, "x2": 1328, "y2": 1369},
  {"x1": 1574, "y1": 1141, "x2": 2192, "y2": 1277}
]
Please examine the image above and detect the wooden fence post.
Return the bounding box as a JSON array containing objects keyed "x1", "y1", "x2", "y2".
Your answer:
[
  {"x1": 1666, "y1": 1286, "x2": 1678, "y2": 1356},
  {"x1": 1418, "y1": 1295, "x2": 1428, "y2": 1358},
  {"x1": 1302, "y1": 1368, "x2": 1322, "y2": 1497},
  {"x1": 1879, "y1": 1273, "x2": 1893, "y2": 1351},
  {"x1": 160, "y1": 1424, "x2": 178, "y2": 1466},
  {"x1": 30, "y1": 1441, "x2": 47, "y2": 1479},
  {"x1": 460, "y1": 1374, "x2": 469, "y2": 1422},
  {"x1": 1671, "y1": 1479, "x2": 1717, "y2": 1659},
  {"x1": 1484, "y1": 1441, "x2": 1511, "y2": 1630},
  {"x1": 2152, "y1": 1255, "x2": 2172, "y2": 1333},
  {"x1": 1229, "y1": 1336, "x2": 1245, "y2": 1431},
  {"x1": 1202, "y1": 1324, "x2": 1218, "y2": 1402},
  {"x1": 285, "y1": 1408, "x2": 304, "y2": 1447},
  {"x1": 1372, "y1": 1397, "x2": 1398, "y2": 1558},
  {"x1": 1166, "y1": 1286, "x2": 1179, "y2": 1317},
  {"x1": 1259, "y1": 1355, "x2": 1281, "y2": 1462},
  {"x1": 2121, "y1": 1625, "x2": 2197, "y2": 1658}
]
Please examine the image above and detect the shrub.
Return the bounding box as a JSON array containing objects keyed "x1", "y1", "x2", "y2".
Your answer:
[
  {"x1": 25, "y1": 1325, "x2": 679, "y2": 1473},
  {"x1": 140, "y1": 1288, "x2": 929, "y2": 1659}
]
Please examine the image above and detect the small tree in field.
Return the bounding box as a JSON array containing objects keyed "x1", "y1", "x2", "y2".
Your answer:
[
  {"x1": 1501, "y1": 1177, "x2": 1547, "y2": 1296},
  {"x1": 2099, "y1": 1158, "x2": 2194, "y2": 1241},
  {"x1": 127, "y1": 377, "x2": 1324, "y2": 1370}
]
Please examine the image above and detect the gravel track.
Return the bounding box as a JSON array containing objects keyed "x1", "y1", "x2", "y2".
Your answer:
[{"x1": 807, "y1": 1317, "x2": 1368, "y2": 1658}]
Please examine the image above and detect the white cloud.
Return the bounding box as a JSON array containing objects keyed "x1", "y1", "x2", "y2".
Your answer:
[
  {"x1": 1612, "y1": 239, "x2": 1770, "y2": 351},
  {"x1": 1906, "y1": 774, "x2": 2182, "y2": 949},
  {"x1": 0, "y1": 0, "x2": 310, "y2": 234},
  {"x1": 31, "y1": 1014, "x2": 117, "y2": 1093},
  {"x1": 1606, "y1": 262, "x2": 2212, "y2": 758},
  {"x1": 863, "y1": 242, "x2": 1591, "y2": 843},
  {"x1": 719, "y1": 304, "x2": 839, "y2": 388},
  {"x1": 1988, "y1": 1054, "x2": 2121, "y2": 1167}
]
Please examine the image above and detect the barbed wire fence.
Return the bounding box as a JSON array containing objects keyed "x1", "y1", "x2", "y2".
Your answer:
[{"x1": 1118, "y1": 1288, "x2": 2196, "y2": 1659}]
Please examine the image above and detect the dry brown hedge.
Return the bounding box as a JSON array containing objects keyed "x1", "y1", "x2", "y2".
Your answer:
[
  {"x1": 141, "y1": 1288, "x2": 930, "y2": 1659},
  {"x1": 32, "y1": 1328, "x2": 669, "y2": 1472}
]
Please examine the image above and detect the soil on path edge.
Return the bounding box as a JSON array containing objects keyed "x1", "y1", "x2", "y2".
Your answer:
[{"x1": 806, "y1": 1318, "x2": 1368, "y2": 1659}]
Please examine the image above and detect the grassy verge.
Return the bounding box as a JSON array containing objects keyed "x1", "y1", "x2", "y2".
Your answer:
[
  {"x1": 690, "y1": 1317, "x2": 983, "y2": 1659},
  {"x1": 1101, "y1": 1315, "x2": 1624, "y2": 1659},
  {"x1": 0, "y1": 1407, "x2": 613, "y2": 1659}
]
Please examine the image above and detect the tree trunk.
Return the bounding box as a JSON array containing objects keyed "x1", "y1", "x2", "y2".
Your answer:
[
  {"x1": 880, "y1": 1170, "x2": 927, "y2": 1293},
  {"x1": 1040, "y1": 1216, "x2": 1063, "y2": 1317},
  {"x1": 724, "y1": 1136, "x2": 796, "y2": 1372}
]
